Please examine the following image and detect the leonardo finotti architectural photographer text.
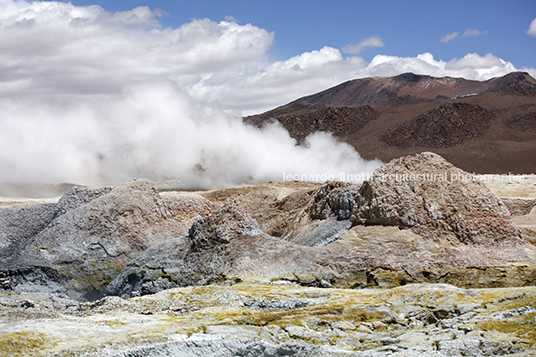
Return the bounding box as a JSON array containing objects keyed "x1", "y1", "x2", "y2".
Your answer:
[{"x1": 282, "y1": 171, "x2": 527, "y2": 184}]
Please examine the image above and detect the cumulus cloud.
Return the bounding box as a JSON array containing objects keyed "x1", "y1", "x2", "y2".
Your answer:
[
  {"x1": 0, "y1": 1, "x2": 274, "y2": 97},
  {"x1": 342, "y1": 35, "x2": 385, "y2": 54},
  {"x1": 528, "y1": 17, "x2": 536, "y2": 36},
  {"x1": 0, "y1": 0, "x2": 527, "y2": 189},
  {"x1": 363, "y1": 52, "x2": 517, "y2": 80},
  {"x1": 192, "y1": 51, "x2": 519, "y2": 115}
]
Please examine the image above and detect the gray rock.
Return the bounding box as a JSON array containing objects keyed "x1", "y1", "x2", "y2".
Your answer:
[
  {"x1": 113, "y1": 338, "x2": 327, "y2": 357},
  {"x1": 3, "y1": 179, "x2": 194, "y2": 300},
  {"x1": 287, "y1": 181, "x2": 359, "y2": 247},
  {"x1": 309, "y1": 180, "x2": 360, "y2": 221},
  {"x1": 189, "y1": 199, "x2": 263, "y2": 249},
  {"x1": 351, "y1": 152, "x2": 523, "y2": 244},
  {"x1": 0, "y1": 266, "x2": 66, "y2": 295},
  {"x1": 53, "y1": 185, "x2": 113, "y2": 219},
  {"x1": 290, "y1": 218, "x2": 352, "y2": 247},
  {"x1": 241, "y1": 298, "x2": 310, "y2": 310},
  {"x1": 105, "y1": 200, "x2": 338, "y2": 298},
  {"x1": 0, "y1": 202, "x2": 57, "y2": 266}
]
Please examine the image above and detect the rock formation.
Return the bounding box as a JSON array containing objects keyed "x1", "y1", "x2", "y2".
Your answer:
[
  {"x1": 352, "y1": 152, "x2": 522, "y2": 244},
  {"x1": 285, "y1": 180, "x2": 359, "y2": 247},
  {"x1": 2, "y1": 152, "x2": 535, "y2": 304},
  {"x1": 104, "y1": 200, "x2": 333, "y2": 298},
  {"x1": 0, "y1": 179, "x2": 215, "y2": 300},
  {"x1": 106, "y1": 153, "x2": 535, "y2": 299}
]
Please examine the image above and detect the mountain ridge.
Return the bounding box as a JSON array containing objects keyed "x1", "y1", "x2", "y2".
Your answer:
[
  {"x1": 245, "y1": 71, "x2": 536, "y2": 174},
  {"x1": 288, "y1": 71, "x2": 536, "y2": 106}
]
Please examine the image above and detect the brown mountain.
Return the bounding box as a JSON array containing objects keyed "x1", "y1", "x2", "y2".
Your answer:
[
  {"x1": 245, "y1": 72, "x2": 536, "y2": 174},
  {"x1": 289, "y1": 71, "x2": 536, "y2": 106}
]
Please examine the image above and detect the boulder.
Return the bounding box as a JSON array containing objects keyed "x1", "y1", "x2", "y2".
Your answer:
[
  {"x1": 288, "y1": 181, "x2": 359, "y2": 246},
  {"x1": 1, "y1": 180, "x2": 216, "y2": 300},
  {"x1": 309, "y1": 180, "x2": 360, "y2": 221},
  {"x1": 351, "y1": 152, "x2": 522, "y2": 244}
]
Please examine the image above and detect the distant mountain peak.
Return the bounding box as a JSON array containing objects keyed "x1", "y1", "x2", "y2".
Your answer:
[
  {"x1": 290, "y1": 71, "x2": 536, "y2": 107},
  {"x1": 393, "y1": 72, "x2": 425, "y2": 83}
]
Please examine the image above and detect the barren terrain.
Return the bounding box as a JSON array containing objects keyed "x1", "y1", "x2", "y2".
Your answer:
[{"x1": 245, "y1": 72, "x2": 536, "y2": 174}]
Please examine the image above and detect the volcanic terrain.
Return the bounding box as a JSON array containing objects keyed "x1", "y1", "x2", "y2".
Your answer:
[{"x1": 245, "y1": 71, "x2": 536, "y2": 174}]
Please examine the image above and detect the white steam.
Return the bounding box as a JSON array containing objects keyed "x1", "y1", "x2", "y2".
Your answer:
[
  {"x1": 2, "y1": 0, "x2": 530, "y2": 190},
  {"x1": 0, "y1": 80, "x2": 382, "y2": 188}
]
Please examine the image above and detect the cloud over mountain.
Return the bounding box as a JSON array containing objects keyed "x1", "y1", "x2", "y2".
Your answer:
[
  {"x1": 0, "y1": 0, "x2": 533, "y2": 188},
  {"x1": 0, "y1": 0, "x2": 531, "y2": 114},
  {"x1": 342, "y1": 35, "x2": 385, "y2": 54}
]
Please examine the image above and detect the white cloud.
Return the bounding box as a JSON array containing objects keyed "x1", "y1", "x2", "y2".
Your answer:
[
  {"x1": 191, "y1": 51, "x2": 518, "y2": 115},
  {"x1": 441, "y1": 28, "x2": 487, "y2": 43},
  {"x1": 0, "y1": 1, "x2": 274, "y2": 97},
  {"x1": 441, "y1": 31, "x2": 459, "y2": 43},
  {"x1": 342, "y1": 35, "x2": 385, "y2": 54},
  {"x1": 528, "y1": 17, "x2": 536, "y2": 36},
  {"x1": 364, "y1": 52, "x2": 516, "y2": 80},
  {"x1": 462, "y1": 28, "x2": 488, "y2": 38},
  {"x1": 0, "y1": 0, "x2": 526, "y2": 188}
]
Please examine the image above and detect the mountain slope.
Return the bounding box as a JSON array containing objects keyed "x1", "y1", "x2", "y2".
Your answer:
[
  {"x1": 289, "y1": 71, "x2": 536, "y2": 106},
  {"x1": 245, "y1": 72, "x2": 536, "y2": 174}
]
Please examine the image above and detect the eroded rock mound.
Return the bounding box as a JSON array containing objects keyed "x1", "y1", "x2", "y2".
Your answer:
[
  {"x1": 1, "y1": 180, "x2": 216, "y2": 300},
  {"x1": 106, "y1": 184, "x2": 536, "y2": 298},
  {"x1": 189, "y1": 199, "x2": 263, "y2": 250},
  {"x1": 0, "y1": 202, "x2": 58, "y2": 266},
  {"x1": 5, "y1": 154, "x2": 535, "y2": 302},
  {"x1": 287, "y1": 181, "x2": 359, "y2": 247},
  {"x1": 351, "y1": 152, "x2": 522, "y2": 244},
  {"x1": 199, "y1": 182, "x2": 319, "y2": 238},
  {"x1": 309, "y1": 180, "x2": 359, "y2": 221},
  {"x1": 105, "y1": 200, "x2": 342, "y2": 298},
  {"x1": 53, "y1": 185, "x2": 113, "y2": 219}
]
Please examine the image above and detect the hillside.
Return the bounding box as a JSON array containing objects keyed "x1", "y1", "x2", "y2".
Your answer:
[{"x1": 245, "y1": 72, "x2": 536, "y2": 174}]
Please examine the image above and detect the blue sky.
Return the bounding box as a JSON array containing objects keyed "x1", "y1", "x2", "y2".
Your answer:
[
  {"x1": 0, "y1": 0, "x2": 535, "y2": 186},
  {"x1": 62, "y1": 0, "x2": 536, "y2": 69}
]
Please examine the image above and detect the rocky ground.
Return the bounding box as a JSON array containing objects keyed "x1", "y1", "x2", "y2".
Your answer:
[
  {"x1": 1, "y1": 152, "x2": 536, "y2": 356},
  {"x1": 1, "y1": 283, "x2": 536, "y2": 356}
]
